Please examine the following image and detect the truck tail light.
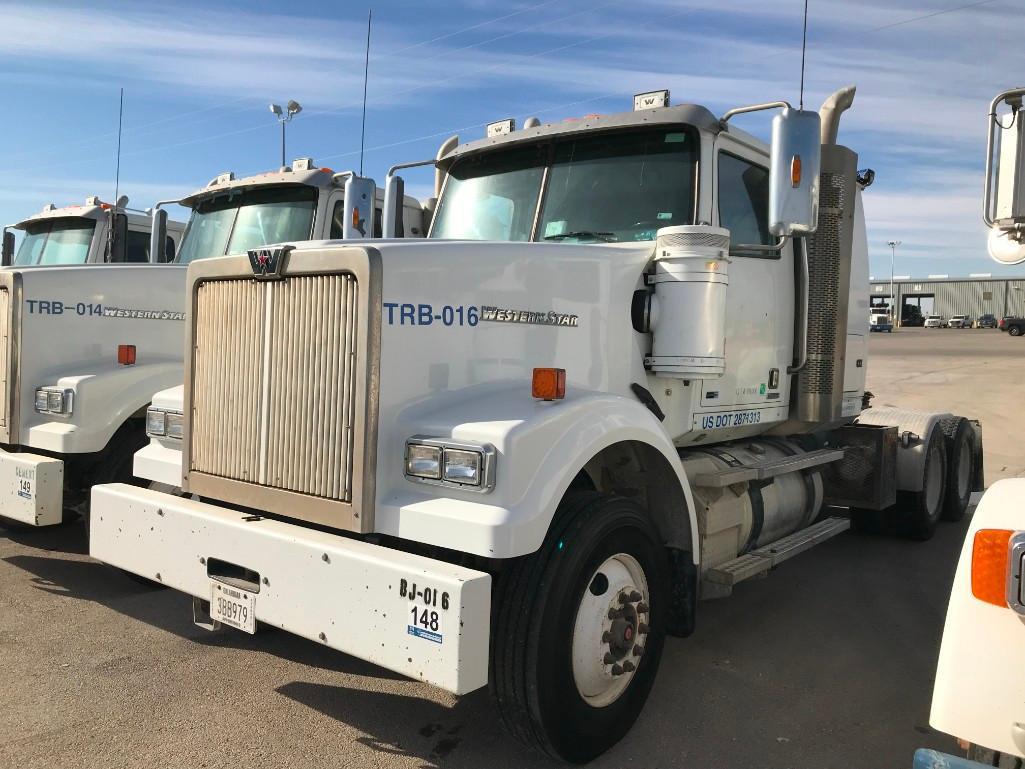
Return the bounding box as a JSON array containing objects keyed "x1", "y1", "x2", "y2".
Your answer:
[
  {"x1": 118, "y1": 344, "x2": 136, "y2": 366},
  {"x1": 532, "y1": 368, "x2": 566, "y2": 401},
  {"x1": 972, "y1": 529, "x2": 1013, "y2": 607}
]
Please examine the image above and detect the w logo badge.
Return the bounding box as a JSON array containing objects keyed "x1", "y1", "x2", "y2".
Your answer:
[{"x1": 247, "y1": 246, "x2": 291, "y2": 279}]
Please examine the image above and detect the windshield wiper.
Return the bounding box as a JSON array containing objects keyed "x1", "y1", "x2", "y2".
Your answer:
[{"x1": 543, "y1": 230, "x2": 616, "y2": 243}]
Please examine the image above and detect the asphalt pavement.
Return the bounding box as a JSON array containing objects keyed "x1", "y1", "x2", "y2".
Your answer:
[{"x1": 0, "y1": 326, "x2": 1018, "y2": 769}]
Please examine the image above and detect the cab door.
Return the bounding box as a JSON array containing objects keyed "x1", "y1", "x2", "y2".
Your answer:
[{"x1": 706, "y1": 136, "x2": 795, "y2": 416}]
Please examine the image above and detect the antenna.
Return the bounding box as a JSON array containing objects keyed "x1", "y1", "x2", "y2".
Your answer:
[
  {"x1": 109, "y1": 87, "x2": 124, "y2": 262},
  {"x1": 799, "y1": 0, "x2": 809, "y2": 110},
  {"x1": 360, "y1": 8, "x2": 372, "y2": 176}
]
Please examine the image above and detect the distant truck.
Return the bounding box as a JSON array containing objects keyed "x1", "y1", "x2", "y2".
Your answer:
[
  {"x1": 0, "y1": 159, "x2": 423, "y2": 530},
  {"x1": 870, "y1": 308, "x2": 893, "y2": 332},
  {"x1": 1000, "y1": 316, "x2": 1025, "y2": 336}
]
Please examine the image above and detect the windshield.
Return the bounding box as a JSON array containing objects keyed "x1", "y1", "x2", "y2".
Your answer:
[
  {"x1": 15, "y1": 217, "x2": 96, "y2": 265},
  {"x1": 176, "y1": 185, "x2": 317, "y2": 264},
  {"x1": 431, "y1": 126, "x2": 698, "y2": 243}
]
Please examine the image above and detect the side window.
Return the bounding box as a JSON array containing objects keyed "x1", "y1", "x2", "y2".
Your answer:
[
  {"x1": 125, "y1": 230, "x2": 151, "y2": 263},
  {"x1": 717, "y1": 152, "x2": 772, "y2": 255},
  {"x1": 329, "y1": 202, "x2": 383, "y2": 239}
]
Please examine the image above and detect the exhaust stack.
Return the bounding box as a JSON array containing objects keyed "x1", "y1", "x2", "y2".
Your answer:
[{"x1": 792, "y1": 87, "x2": 859, "y2": 427}]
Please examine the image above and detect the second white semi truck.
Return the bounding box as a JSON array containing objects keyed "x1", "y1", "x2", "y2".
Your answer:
[
  {"x1": 90, "y1": 88, "x2": 982, "y2": 762},
  {"x1": 0, "y1": 160, "x2": 422, "y2": 529}
]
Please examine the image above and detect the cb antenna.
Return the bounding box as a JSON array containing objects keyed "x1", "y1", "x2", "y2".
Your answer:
[
  {"x1": 109, "y1": 87, "x2": 124, "y2": 261},
  {"x1": 799, "y1": 0, "x2": 809, "y2": 110},
  {"x1": 360, "y1": 8, "x2": 372, "y2": 176}
]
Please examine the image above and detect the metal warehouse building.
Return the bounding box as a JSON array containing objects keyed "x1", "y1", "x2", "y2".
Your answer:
[{"x1": 869, "y1": 275, "x2": 1025, "y2": 322}]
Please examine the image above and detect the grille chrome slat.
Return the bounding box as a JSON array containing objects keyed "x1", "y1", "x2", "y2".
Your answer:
[
  {"x1": 0, "y1": 287, "x2": 10, "y2": 430},
  {"x1": 192, "y1": 274, "x2": 359, "y2": 504}
]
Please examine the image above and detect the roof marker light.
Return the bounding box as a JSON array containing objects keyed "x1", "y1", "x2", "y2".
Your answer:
[{"x1": 117, "y1": 344, "x2": 136, "y2": 366}]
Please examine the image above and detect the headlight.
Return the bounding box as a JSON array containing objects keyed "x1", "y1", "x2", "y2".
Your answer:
[
  {"x1": 405, "y1": 443, "x2": 441, "y2": 479},
  {"x1": 146, "y1": 407, "x2": 184, "y2": 440},
  {"x1": 404, "y1": 438, "x2": 495, "y2": 492},
  {"x1": 146, "y1": 408, "x2": 166, "y2": 437},
  {"x1": 34, "y1": 387, "x2": 72, "y2": 415}
]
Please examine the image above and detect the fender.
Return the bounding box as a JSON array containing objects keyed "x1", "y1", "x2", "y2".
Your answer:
[
  {"x1": 24, "y1": 361, "x2": 183, "y2": 454},
  {"x1": 375, "y1": 387, "x2": 699, "y2": 562},
  {"x1": 931, "y1": 479, "x2": 1025, "y2": 757}
]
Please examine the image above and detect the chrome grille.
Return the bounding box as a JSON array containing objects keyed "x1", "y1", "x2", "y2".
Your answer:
[
  {"x1": 190, "y1": 274, "x2": 359, "y2": 502},
  {"x1": 0, "y1": 287, "x2": 9, "y2": 430}
]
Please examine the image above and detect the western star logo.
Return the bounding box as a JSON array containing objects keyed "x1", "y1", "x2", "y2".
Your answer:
[
  {"x1": 480, "y1": 306, "x2": 579, "y2": 327},
  {"x1": 247, "y1": 246, "x2": 291, "y2": 279}
]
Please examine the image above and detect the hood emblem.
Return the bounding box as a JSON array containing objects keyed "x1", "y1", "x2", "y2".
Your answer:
[{"x1": 247, "y1": 246, "x2": 291, "y2": 280}]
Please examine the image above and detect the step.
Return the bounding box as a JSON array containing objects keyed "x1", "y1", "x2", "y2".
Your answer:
[
  {"x1": 703, "y1": 516, "x2": 851, "y2": 587},
  {"x1": 692, "y1": 448, "x2": 845, "y2": 488}
]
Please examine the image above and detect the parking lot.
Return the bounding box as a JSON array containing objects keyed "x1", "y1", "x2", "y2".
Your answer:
[{"x1": 0, "y1": 326, "x2": 1019, "y2": 769}]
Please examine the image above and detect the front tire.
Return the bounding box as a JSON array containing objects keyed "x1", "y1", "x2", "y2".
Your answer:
[
  {"x1": 1010, "y1": 325, "x2": 1022, "y2": 337},
  {"x1": 490, "y1": 492, "x2": 669, "y2": 763}
]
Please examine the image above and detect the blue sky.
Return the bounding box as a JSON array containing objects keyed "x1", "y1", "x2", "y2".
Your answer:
[{"x1": 0, "y1": 0, "x2": 1020, "y2": 277}]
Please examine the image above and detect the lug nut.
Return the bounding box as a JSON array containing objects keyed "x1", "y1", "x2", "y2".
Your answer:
[
  {"x1": 638, "y1": 622, "x2": 649, "y2": 634},
  {"x1": 622, "y1": 661, "x2": 636, "y2": 673},
  {"x1": 637, "y1": 602, "x2": 649, "y2": 614},
  {"x1": 633, "y1": 645, "x2": 644, "y2": 657},
  {"x1": 628, "y1": 590, "x2": 642, "y2": 602},
  {"x1": 611, "y1": 664, "x2": 624, "y2": 676},
  {"x1": 601, "y1": 631, "x2": 611, "y2": 643},
  {"x1": 608, "y1": 608, "x2": 624, "y2": 620},
  {"x1": 618, "y1": 593, "x2": 631, "y2": 605},
  {"x1": 604, "y1": 652, "x2": 615, "y2": 665}
]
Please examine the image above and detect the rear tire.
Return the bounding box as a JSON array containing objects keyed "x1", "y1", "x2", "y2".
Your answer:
[
  {"x1": 938, "y1": 417, "x2": 978, "y2": 522},
  {"x1": 898, "y1": 427, "x2": 947, "y2": 540},
  {"x1": 490, "y1": 491, "x2": 669, "y2": 763},
  {"x1": 1010, "y1": 325, "x2": 1022, "y2": 337}
]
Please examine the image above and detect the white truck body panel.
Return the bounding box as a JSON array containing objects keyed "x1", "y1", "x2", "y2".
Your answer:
[
  {"x1": 0, "y1": 451, "x2": 63, "y2": 525},
  {"x1": 931, "y1": 478, "x2": 1025, "y2": 758},
  {"x1": 90, "y1": 483, "x2": 491, "y2": 694}
]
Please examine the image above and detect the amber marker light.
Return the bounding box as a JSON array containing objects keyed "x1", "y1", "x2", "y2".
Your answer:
[
  {"x1": 972, "y1": 529, "x2": 1014, "y2": 607},
  {"x1": 791, "y1": 155, "x2": 802, "y2": 187},
  {"x1": 117, "y1": 344, "x2": 136, "y2": 366},
  {"x1": 532, "y1": 368, "x2": 566, "y2": 401}
]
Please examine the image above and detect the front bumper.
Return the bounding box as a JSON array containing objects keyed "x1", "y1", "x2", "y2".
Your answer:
[
  {"x1": 0, "y1": 448, "x2": 63, "y2": 526},
  {"x1": 89, "y1": 483, "x2": 492, "y2": 694}
]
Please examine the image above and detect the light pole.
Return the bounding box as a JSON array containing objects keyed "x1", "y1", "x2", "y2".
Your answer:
[
  {"x1": 887, "y1": 240, "x2": 901, "y2": 325},
  {"x1": 269, "y1": 100, "x2": 302, "y2": 167}
]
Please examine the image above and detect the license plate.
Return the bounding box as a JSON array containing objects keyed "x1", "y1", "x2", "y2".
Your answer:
[{"x1": 210, "y1": 581, "x2": 256, "y2": 634}]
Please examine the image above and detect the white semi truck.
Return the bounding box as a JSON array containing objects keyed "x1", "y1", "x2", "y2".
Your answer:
[
  {"x1": 90, "y1": 87, "x2": 983, "y2": 762},
  {"x1": 0, "y1": 160, "x2": 423, "y2": 529},
  {"x1": 2, "y1": 196, "x2": 184, "y2": 267},
  {"x1": 922, "y1": 87, "x2": 1025, "y2": 769}
]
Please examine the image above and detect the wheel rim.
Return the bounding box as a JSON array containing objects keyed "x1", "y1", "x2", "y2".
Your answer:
[
  {"x1": 925, "y1": 442, "x2": 944, "y2": 515},
  {"x1": 571, "y1": 553, "x2": 650, "y2": 708},
  {"x1": 956, "y1": 440, "x2": 971, "y2": 499}
]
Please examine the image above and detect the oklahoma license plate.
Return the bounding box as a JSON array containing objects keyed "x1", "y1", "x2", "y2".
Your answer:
[{"x1": 210, "y1": 581, "x2": 256, "y2": 634}]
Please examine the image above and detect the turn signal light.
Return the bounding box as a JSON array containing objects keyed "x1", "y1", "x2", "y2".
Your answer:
[
  {"x1": 791, "y1": 155, "x2": 802, "y2": 187},
  {"x1": 118, "y1": 344, "x2": 136, "y2": 366},
  {"x1": 532, "y1": 368, "x2": 566, "y2": 401},
  {"x1": 972, "y1": 529, "x2": 1013, "y2": 607},
  {"x1": 352, "y1": 206, "x2": 361, "y2": 230}
]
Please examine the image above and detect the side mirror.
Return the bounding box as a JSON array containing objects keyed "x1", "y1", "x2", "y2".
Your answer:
[
  {"x1": 107, "y1": 212, "x2": 128, "y2": 263},
  {"x1": 1, "y1": 228, "x2": 14, "y2": 267},
  {"x1": 769, "y1": 108, "x2": 822, "y2": 237},
  {"x1": 382, "y1": 174, "x2": 405, "y2": 238},
  {"x1": 149, "y1": 208, "x2": 168, "y2": 263},
  {"x1": 343, "y1": 175, "x2": 376, "y2": 239}
]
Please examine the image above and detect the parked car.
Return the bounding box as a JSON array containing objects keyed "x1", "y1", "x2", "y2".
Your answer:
[
  {"x1": 1003, "y1": 317, "x2": 1025, "y2": 336},
  {"x1": 976, "y1": 313, "x2": 998, "y2": 328},
  {"x1": 925, "y1": 314, "x2": 945, "y2": 328},
  {"x1": 948, "y1": 314, "x2": 970, "y2": 329}
]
